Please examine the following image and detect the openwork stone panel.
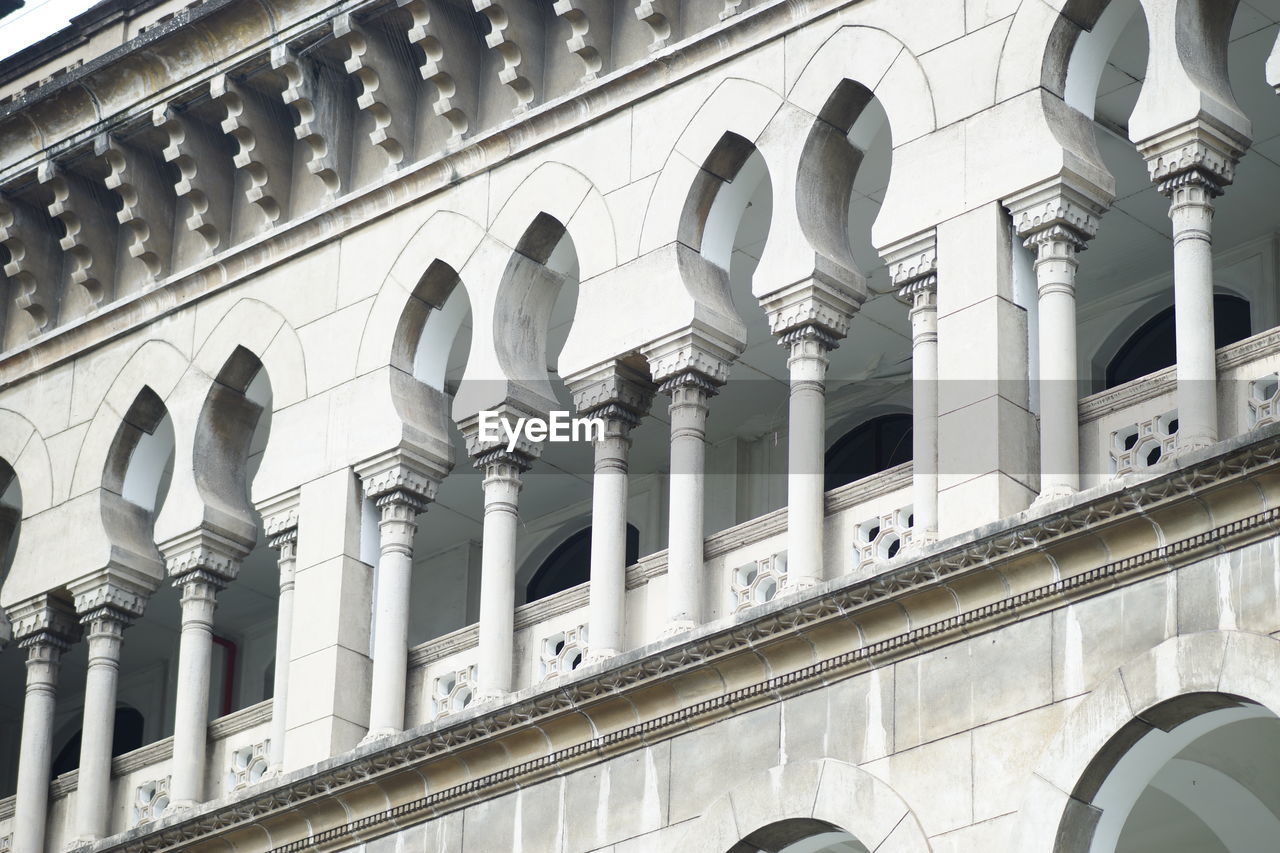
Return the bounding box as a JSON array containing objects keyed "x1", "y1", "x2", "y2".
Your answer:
[
  {"x1": 540, "y1": 625, "x2": 588, "y2": 680},
  {"x1": 431, "y1": 665, "x2": 477, "y2": 720},
  {"x1": 1249, "y1": 374, "x2": 1280, "y2": 428},
  {"x1": 731, "y1": 552, "x2": 788, "y2": 612},
  {"x1": 1111, "y1": 411, "x2": 1180, "y2": 475},
  {"x1": 131, "y1": 776, "x2": 170, "y2": 827},
  {"x1": 854, "y1": 508, "x2": 913, "y2": 573},
  {"x1": 226, "y1": 740, "x2": 271, "y2": 793}
]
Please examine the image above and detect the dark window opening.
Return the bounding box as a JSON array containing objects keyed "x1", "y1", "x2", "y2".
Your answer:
[
  {"x1": 51, "y1": 707, "x2": 145, "y2": 777},
  {"x1": 525, "y1": 524, "x2": 640, "y2": 603},
  {"x1": 1105, "y1": 295, "x2": 1251, "y2": 389},
  {"x1": 824, "y1": 414, "x2": 913, "y2": 491}
]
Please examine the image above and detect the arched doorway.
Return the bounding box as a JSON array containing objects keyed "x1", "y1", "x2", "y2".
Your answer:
[{"x1": 525, "y1": 523, "x2": 641, "y2": 603}]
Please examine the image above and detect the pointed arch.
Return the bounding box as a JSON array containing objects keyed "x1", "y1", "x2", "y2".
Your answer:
[{"x1": 0, "y1": 408, "x2": 52, "y2": 516}]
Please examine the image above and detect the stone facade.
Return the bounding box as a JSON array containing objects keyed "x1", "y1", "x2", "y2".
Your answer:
[{"x1": 2, "y1": 0, "x2": 1280, "y2": 851}]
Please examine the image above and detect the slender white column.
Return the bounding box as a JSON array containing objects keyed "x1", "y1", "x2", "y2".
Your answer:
[
  {"x1": 11, "y1": 599, "x2": 77, "y2": 853},
  {"x1": 660, "y1": 371, "x2": 716, "y2": 634},
  {"x1": 70, "y1": 607, "x2": 131, "y2": 841},
  {"x1": 266, "y1": 522, "x2": 297, "y2": 770},
  {"x1": 169, "y1": 572, "x2": 221, "y2": 808},
  {"x1": 1141, "y1": 126, "x2": 1245, "y2": 453},
  {"x1": 781, "y1": 326, "x2": 836, "y2": 587},
  {"x1": 475, "y1": 451, "x2": 530, "y2": 700},
  {"x1": 365, "y1": 489, "x2": 425, "y2": 737}
]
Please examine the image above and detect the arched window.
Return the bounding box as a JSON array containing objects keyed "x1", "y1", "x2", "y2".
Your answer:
[
  {"x1": 50, "y1": 706, "x2": 145, "y2": 777},
  {"x1": 525, "y1": 524, "x2": 640, "y2": 603},
  {"x1": 824, "y1": 414, "x2": 913, "y2": 491},
  {"x1": 1105, "y1": 295, "x2": 1251, "y2": 389}
]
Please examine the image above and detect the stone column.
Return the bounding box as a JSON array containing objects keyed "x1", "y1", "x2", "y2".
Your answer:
[
  {"x1": 356, "y1": 455, "x2": 442, "y2": 740},
  {"x1": 69, "y1": 581, "x2": 148, "y2": 843},
  {"x1": 473, "y1": 446, "x2": 534, "y2": 701},
  {"x1": 261, "y1": 498, "x2": 298, "y2": 772},
  {"x1": 10, "y1": 596, "x2": 79, "y2": 853},
  {"x1": 761, "y1": 278, "x2": 863, "y2": 585},
  {"x1": 163, "y1": 535, "x2": 246, "y2": 810},
  {"x1": 884, "y1": 236, "x2": 941, "y2": 545},
  {"x1": 1140, "y1": 123, "x2": 1246, "y2": 452},
  {"x1": 1009, "y1": 183, "x2": 1106, "y2": 502},
  {"x1": 569, "y1": 363, "x2": 655, "y2": 663}
]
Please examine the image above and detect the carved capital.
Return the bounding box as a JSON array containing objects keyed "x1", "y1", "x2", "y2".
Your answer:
[
  {"x1": 641, "y1": 327, "x2": 740, "y2": 387},
  {"x1": 458, "y1": 400, "x2": 548, "y2": 462},
  {"x1": 881, "y1": 231, "x2": 939, "y2": 311},
  {"x1": 758, "y1": 272, "x2": 866, "y2": 341},
  {"x1": 69, "y1": 577, "x2": 149, "y2": 625},
  {"x1": 1138, "y1": 119, "x2": 1248, "y2": 196},
  {"x1": 1007, "y1": 179, "x2": 1108, "y2": 247},
  {"x1": 258, "y1": 490, "x2": 300, "y2": 552},
  {"x1": 8, "y1": 595, "x2": 80, "y2": 649},
  {"x1": 160, "y1": 527, "x2": 250, "y2": 588},
  {"x1": 355, "y1": 448, "x2": 448, "y2": 505},
  {"x1": 566, "y1": 360, "x2": 655, "y2": 424}
]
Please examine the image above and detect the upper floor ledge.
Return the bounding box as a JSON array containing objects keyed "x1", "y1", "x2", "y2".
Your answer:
[{"x1": 77, "y1": 420, "x2": 1280, "y2": 853}]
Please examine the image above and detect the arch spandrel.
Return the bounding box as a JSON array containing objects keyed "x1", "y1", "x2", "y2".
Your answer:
[{"x1": 675, "y1": 758, "x2": 931, "y2": 852}]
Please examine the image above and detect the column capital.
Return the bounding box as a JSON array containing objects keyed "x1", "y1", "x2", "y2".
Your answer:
[
  {"x1": 883, "y1": 231, "x2": 938, "y2": 312},
  {"x1": 161, "y1": 527, "x2": 249, "y2": 590},
  {"x1": 257, "y1": 489, "x2": 299, "y2": 551},
  {"x1": 566, "y1": 360, "x2": 655, "y2": 427},
  {"x1": 68, "y1": 577, "x2": 149, "y2": 627},
  {"x1": 1007, "y1": 178, "x2": 1109, "y2": 248},
  {"x1": 355, "y1": 447, "x2": 448, "y2": 507},
  {"x1": 8, "y1": 594, "x2": 80, "y2": 651},
  {"x1": 457, "y1": 400, "x2": 547, "y2": 466},
  {"x1": 1138, "y1": 118, "x2": 1248, "y2": 197},
  {"x1": 641, "y1": 327, "x2": 741, "y2": 388},
  {"x1": 758, "y1": 272, "x2": 866, "y2": 342}
]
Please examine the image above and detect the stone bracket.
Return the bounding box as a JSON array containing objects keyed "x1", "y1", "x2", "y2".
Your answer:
[
  {"x1": 96, "y1": 133, "x2": 175, "y2": 280},
  {"x1": 37, "y1": 160, "x2": 118, "y2": 308},
  {"x1": 399, "y1": 0, "x2": 480, "y2": 148},
  {"x1": 0, "y1": 189, "x2": 62, "y2": 337},
  {"x1": 552, "y1": 0, "x2": 611, "y2": 82},
  {"x1": 334, "y1": 12, "x2": 419, "y2": 171},
  {"x1": 211, "y1": 73, "x2": 295, "y2": 226},
  {"x1": 473, "y1": 0, "x2": 544, "y2": 115},
  {"x1": 634, "y1": 0, "x2": 677, "y2": 52},
  {"x1": 152, "y1": 103, "x2": 235, "y2": 256},
  {"x1": 271, "y1": 45, "x2": 352, "y2": 195}
]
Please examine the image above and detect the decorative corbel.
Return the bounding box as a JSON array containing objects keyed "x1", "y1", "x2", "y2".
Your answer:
[
  {"x1": 96, "y1": 133, "x2": 175, "y2": 280},
  {"x1": 0, "y1": 189, "x2": 62, "y2": 337},
  {"x1": 271, "y1": 44, "x2": 352, "y2": 196},
  {"x1": 634, "y1": 0, "x2": 678, "y2": 52},
  {"x1": 38, "y1": 159, "x2": 117, "y2": 307},
  {"x1": 473, "y1": 0, "x2": 543, "y2": 114},
  {"x1": 211, "y1": 73, "x2": 294, "y2": 226},
  {"x1": 399, "y1": 0, "x2": 480, "y2": 148},
  {"x1": 152, "y1": 103, "x2": 234, "y2": 256},
  {"x1": 552, "y1": 0, "x2": 610, "y2": 82},
  {"x1": 334, "y1": 12, "x2": 419, "y2": 170}
]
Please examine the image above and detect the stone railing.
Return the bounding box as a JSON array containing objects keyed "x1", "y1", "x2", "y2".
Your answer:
[
  {"x1": 405, "y1": 462, "x2": 913, "y2": 726},
  {"x1": 0, "y1": 700, "x2": 272, "y2": 848},
  {"x1": 1078, "y1": 326, "x2": 1280, "y2": 488}
]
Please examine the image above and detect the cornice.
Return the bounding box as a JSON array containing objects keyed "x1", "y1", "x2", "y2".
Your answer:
[{"x1": 87, "y1": 425, "x2": 1280, "y2": 853}]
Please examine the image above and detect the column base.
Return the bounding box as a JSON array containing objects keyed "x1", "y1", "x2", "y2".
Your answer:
[
  {"x1": 901, "y1": 530, "x2": 938, "y2": 556},
  {"x1": 1176, "y1": 435, "x2": 1216, "y2": 456},
  {"x1": 65, "y1": 837, "x2": 100, "y2": 851},
  {"x1": 475, "y1": 688, "x2": 511, "y2": 705},
  {"x1": 659, "y1": 620, "x2": 696, "y2": 639},
  {"x1": 1030, "y1": 485, "x2": 1077, "y2": 511},
  {"x1": 583, "y1": 648, "x2": 618, "y2": 666},
  {"x1": 359, "y1": 727, "x2": 400, "y2": 745},
  {"x1": 166, "y1": 798, "x2": 200, "y2": 815}
]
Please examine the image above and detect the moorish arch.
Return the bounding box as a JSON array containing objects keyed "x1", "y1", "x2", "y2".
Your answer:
[
  {"x1": 1011, "y1": 630, "x2": 1280, "y2": 851},
  {"x1": 0, "y1": 408, "x2": 52, "y2": 517},
  {"x1": 674, "y1": 758, "x2": 931, "y2": 852}
]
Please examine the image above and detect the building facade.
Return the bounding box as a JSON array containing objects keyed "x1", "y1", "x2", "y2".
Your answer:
[{"x1": 1, "y1": 0, "x2": 1280, "y2": 850}]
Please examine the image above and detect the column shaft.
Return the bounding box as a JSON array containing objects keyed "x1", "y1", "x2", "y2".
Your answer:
[
  {"x1": 909, "y1": 294, "x2": 940, "y2": 540},
  {"x1": 663, "y1": 374, "x2": 713, "y2": 633},
  {"x1": 169, "y1": 576, "x2": 219, "y2": 807},
  {"x1": 13, "y1": 636, "x2": 65, "y2": 853},
  {"x1": 73, "y1": 613, "x2": 127, "y2": 841},
  {"x1": 784, "y1": 328, "x2": 834, "y2": 586},
  {"x1": 268, "y1": 531, "x2": 297, "y2": 769},
  {"x1": 1168, "y1": 177, "x2": 1219, "y2": 449},
  {"x1": 586, "y1": 416, "x2": 633, "y2": 661},
  {"x1": 366, "y1": 492, "x2": 423, "y2": 737},
  {"x1": 1031, "y1": 230, "x2": 1083, "y2": 498},
  {"x1": 476, "y1": 456, "x2": 525, "y2": 699}
]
